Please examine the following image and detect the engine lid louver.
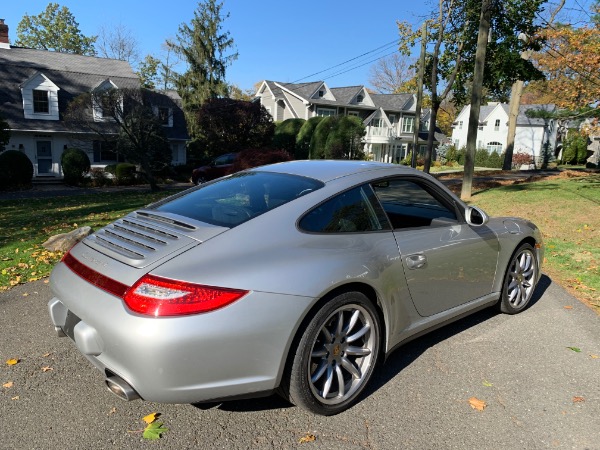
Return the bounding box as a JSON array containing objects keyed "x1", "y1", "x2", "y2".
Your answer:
[{"x1": 83, "y1": 212, "x2": 199, "y2": 268}]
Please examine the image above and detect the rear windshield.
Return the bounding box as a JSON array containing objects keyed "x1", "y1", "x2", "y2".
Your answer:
[{"x1": 153, "y1": 171, "x2": 324, "y2": 228}]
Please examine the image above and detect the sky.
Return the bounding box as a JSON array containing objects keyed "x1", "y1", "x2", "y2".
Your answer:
[{"x1": 1, "y1": 0, "x2": 596, "y2": 93}]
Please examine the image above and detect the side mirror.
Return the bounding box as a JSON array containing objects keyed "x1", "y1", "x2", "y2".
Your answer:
[{"x1": 465, "y1": 206, "x2": 489, "y2": 226}]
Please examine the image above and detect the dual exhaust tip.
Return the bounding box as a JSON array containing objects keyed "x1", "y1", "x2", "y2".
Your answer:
[{"x1": 105, "y1": 375, "x2": 140, "y2": 401}]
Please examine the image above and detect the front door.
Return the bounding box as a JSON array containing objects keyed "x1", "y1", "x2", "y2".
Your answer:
[{"x1": 36, "y1": 141, "x2": 53, "y2": 175}]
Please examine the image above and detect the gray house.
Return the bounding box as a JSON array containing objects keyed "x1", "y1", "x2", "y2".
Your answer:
[
  {"x1": 0, "y1": 19, "x2": 188, "y2": 180},
  {"x1": 255, "y1": 80, "x2": 442, "y2": 162}
]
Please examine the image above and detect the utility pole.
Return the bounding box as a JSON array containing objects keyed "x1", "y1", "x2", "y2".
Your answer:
[
  {"x1": 412, "y1": 22, "x2": 427, "y2": 169},
  {"x1": 461, "y1": 0, "x2": 492, "y2": 201}
]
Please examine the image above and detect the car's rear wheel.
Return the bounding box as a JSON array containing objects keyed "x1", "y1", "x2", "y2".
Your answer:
[
  {"x1": 499, "y1": 243, "x2": 538, "y2": 314},
  {"x1": 193, "y1": 175, "x2": 206, "y2": 185},
  {"x1": 284, "y1": 292, "x2": 380, "y2": 415}
]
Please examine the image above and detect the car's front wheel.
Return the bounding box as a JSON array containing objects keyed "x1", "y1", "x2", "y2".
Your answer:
[
  {"x1": 499, "y1": 243, "x2": 538, "y2": 314},
  {"x1": 284, "y1": 292, "x2": 381, "y2": 415}
]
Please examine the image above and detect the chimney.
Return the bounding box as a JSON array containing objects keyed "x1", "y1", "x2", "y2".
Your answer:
[{"x1": 0, "y1": 19, "x2": 10, "y2": 49}]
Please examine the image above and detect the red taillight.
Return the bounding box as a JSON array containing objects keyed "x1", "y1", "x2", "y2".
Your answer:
[{"x1": 123, "y1": 274, "x2": 249, "y2": 317}]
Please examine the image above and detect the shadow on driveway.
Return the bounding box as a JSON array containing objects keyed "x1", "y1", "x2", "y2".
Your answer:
[{"x1": 191, "y1": 275, "x2": 551, "y2": 414}]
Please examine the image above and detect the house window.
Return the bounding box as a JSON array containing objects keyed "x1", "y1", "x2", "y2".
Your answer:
[
  {"x1": 316, "y1": 108, "x2": 336, "y2": 117},
  {"x1": 357, "y1": 94, "x2": 364, "y2": 103},
  {"x1": 454, "y1": 139, "x2": 460, "y2": 148},
  {"x1": 348, "y1": 111, "x2": 359, "y2": 117},
  {"x1": 318, "y1": 90, "x2": 324, "y2": 97},
  {"x1": 33, "y1": 90, "x2": 49, "y2": 114},
  {"x1": 158, "y1": 107, "x2": 170, "y2": 126},
  {"x1": 389, "y1": 114, "x2": 397, "y2": 124},
  {"x1": 402, "y1": 116, "x2": 415, "y2": 133},
  {"x1": 459, "y1": 121, "x2": 463, "y2": 130},
  {"x1": 487, "y1": 141, "x2": 503, "y2": 153},
  {"x1": 372, "y1": 118, "x2": 383, "y2": 128},
  {"x1": 494, "y1": 119, "x2": 500, "y2": 131},
  {"x1": 93, "y1": 140, "x2": 122, "y2": 163}
]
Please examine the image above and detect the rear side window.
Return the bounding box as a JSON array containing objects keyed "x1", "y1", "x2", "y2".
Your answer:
[
  {"x1": 300, "y1": 185, "x2": 390, "y2": 233},
  {"x1": 154, "y1": 172, "x2": 323, "y2": 227}
]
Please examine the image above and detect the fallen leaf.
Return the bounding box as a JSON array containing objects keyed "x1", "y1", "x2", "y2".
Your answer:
[
  {"x1": 108, "y1": 407, "x2": 117, "y2": 415},
  {"x1": 299, "y1": 434, "x2": 316, "y2": 444},
  {"x1": 3, "y1": 381, "x2": 13, "y2": 388},
  {"x1": 143, "y1": 421, "x2": 168, "y2": 440},
  {"x1": 6, "y1": 358, "x2": 19, "y2": 366},
  {"x1": 42, "y1": 352, "x2": 51, "y2": 357},
  {"x1": 567, "y1": 347, "x2": 582, "y2": 353},
  {"x1": 482, "y1": 380, "x2": 493, "y2": 387},
  {"x1": 22, "y1": 293, "x2": 29, "y2": 297},
  {"x1": 11, "y1": 396, "x2": 19, "y2": 400},
  {"x1": 468, "y1": 397, "x2": 487, "y2": 411},
  {"x1": 41, "y1": 366, "x2": 53, "y2": 372},
  {"x1": 591, "y1": 355, "x2": 599, "y2": 359},
  {"x1": 563, "y1": 305, "x2": 573, "y2": 310},
  {"x1": 573, "y1": 396, "x2": 585, "y2": 403},
  {"x1": 142, "y1": 412, "x2": 159, "y2": 424}
]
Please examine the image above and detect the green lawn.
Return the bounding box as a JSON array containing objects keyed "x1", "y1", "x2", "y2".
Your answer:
[
  {"x1": 0, "y1": 190, "x2": 179, "y2": 291},
  {"x1": 468, "y1": 171, "x2": 600, "y2": 311},
  {"x1": 1, "y1": 173, "x2": 598, "y2": 312}
]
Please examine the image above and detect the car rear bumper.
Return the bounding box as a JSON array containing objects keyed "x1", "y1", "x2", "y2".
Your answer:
[{"x1": 49, "y1": 262, "x2": 314, "y2": 403}]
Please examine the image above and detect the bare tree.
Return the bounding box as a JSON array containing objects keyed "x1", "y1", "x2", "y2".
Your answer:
[
  {"x1": 368, "y1": 53, "x2": 416, "y2": 93},
  {"x1": 96, "y1": 24, "x2": 140, "y2": 64}
]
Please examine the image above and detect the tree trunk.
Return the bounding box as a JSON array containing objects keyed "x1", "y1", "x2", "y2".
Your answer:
[
  {"x1": 503, "y1": 79, "x2": 524, "y2": 170},
  {"x1": 461, "y1": 0, "x2": 491, "y2": 201}
]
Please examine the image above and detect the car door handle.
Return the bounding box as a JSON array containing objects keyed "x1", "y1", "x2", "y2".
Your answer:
[{"x1": 406, "y1": 254, "x2": 427, "y2": 269}]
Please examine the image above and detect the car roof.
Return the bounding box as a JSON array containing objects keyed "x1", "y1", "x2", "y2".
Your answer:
[{"x1": 250, "y1": 160, "x2": 417, "y2": 183}]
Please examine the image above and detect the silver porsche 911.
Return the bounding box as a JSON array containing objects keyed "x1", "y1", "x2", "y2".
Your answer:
[{"x1": 48, "y1": 160, "x2": 543, "y2": 415}]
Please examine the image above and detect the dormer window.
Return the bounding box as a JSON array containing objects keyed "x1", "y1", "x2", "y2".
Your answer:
[
  {"x1": 92, "y1": 79, "x2": 120, "y2": 122},
  {"x1": 357, "y1": 94, "x2": 364, "y2": 103},
  {"x1": 21, "y1": 72, "x2": 60, "y2": 121},
  {"x1": 33, "y1": 90, "x2": 49, "y2": 113},
  {"x1": 318, "y1": 90, "x2": 324, "y2": 97},
  {"x1": 156, "y1": 106, "x2": 173, "y2": 127}
]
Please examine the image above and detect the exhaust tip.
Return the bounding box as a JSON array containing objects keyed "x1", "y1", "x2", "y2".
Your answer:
[{"x1": 105, "y1": 376, "x2": 140, "y2": 401}]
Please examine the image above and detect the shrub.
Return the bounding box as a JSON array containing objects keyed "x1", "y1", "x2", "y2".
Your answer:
[
  {"x1": 0, "y1": 150, "x2": 33, "y2": 190},
  {"x1": 436, "y1": 144, "x2": 452, "y2": 165},
  {"x1": 562, "y1": 132, "x2": 588, "y2": 165},
  {"x1": 90, "y1": 168, "x2": 112, "y2": 187},
  {"x1": 104, "y1": 164, "x2": 117, "y2": 175},
  {"x1": 61, "y1": 148, "x2": 90, "y2": 186},
  {"x1": 400, "y1": 152, "x2": 412, "y2": 166},
  {"x1": 512, "y1": 152, "x2": 532, "y2": 168},
  {"x1": 445, "y1": 146, "x2": 459, "y2": 163},
  {"x1": 487, "y1": 150, "x2": 503, "y2": 168},
  {"x1": 474, "y1": 148, "x2": 489, "y2": 167},
  {"x1": 230, "y1": 148, "x2": 292, "y2": 172},
  {"x1": 115, "y1": 162, "x2": 137, "y2": 185}
]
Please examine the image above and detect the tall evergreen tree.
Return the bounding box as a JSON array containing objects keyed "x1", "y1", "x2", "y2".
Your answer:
[
  {"x1": 15, "y1": 3, "x2": 96, "y2": 55},
  {"x1": 172, "y1": 0, "x2": 238, "y2": 139}
]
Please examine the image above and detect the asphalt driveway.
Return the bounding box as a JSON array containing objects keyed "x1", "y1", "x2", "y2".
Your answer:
[{"x1": 1, "y1": 276, "x2": 598, "y2": 449}]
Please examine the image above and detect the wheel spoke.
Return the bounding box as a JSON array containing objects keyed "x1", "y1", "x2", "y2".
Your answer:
[
  {"x1": 335, "y1": 364, "x2": 345, "y2": 397},
  {"x1": 344, "y1": 309, "x2": 360, "y2": 335},
  {"x1": 340, "y1": 356, "x2": 361, "y2": 379},
  {"x1": 320, "y1": 326, "x2": 333, "y2": 344},
  {"x1": 311, "y1": 360, "x2": 328, "y2": 383},
  {"x1": 346, "y1": 345, "x2": 371, "y2": 356},
  {"x1": 322, "y1": 365, "x2": 334, "y2": 398},
  {"x1": 335, "y1": 311, "x2": 344, "y2": 337},
  {"x1": 311, "y1": 348, "x2": 328, "y2": 358},
  {"x1": 346, "y1": 323, "x2": 370, "y2": 343}
]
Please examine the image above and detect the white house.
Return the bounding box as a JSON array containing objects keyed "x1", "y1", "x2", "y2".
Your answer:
[
  {"x1": 255, "y1": 80, "x2": 447, "y2": 163},
  {"x1": 451, "y1": 102, "x2": 557, "y2": 165},
  {"x1": 0, "y1": 19, "x2": 188, "y2": 180}
]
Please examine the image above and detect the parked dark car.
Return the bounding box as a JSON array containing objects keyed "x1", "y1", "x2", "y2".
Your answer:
[{"x1": 191, "y1": 153, "x2": 237, "y2": 184}]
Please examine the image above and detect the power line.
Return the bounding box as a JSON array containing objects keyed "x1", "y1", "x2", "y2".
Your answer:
[{"x1": 291, "y1": 39, "x2": 399, "y2": 84}]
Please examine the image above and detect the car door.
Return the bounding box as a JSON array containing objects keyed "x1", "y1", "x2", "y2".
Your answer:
[{"x1": 371, "y1": 177, "x2": 499, "y2": 317}]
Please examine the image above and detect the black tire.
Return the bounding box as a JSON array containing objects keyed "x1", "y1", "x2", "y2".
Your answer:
[
  {"x1": 283, "y1": 291, "x2": 381, "y2": 415},
  {"x1": 499, "y1": 243, "x2": 538, "y2": 314}
]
